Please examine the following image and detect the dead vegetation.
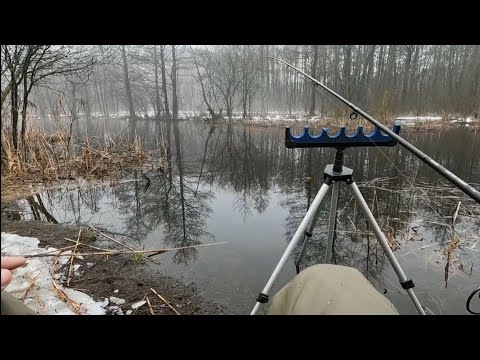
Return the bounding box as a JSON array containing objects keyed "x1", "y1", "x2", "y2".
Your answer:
[
  {"x1": 357, "y1": 176, "x2": 479, "y2": 294},
  {"x1": 1, "y1": 126, "x2": 150, "y2": 179},
  {"x1": 1, "y1": 125, "x2": 166, "y2": 201}
]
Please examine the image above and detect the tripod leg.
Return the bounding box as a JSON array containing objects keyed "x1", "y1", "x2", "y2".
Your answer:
[
  {"x1": 325, "y1": 181, "x2": 340, "y2": 263},
  {"x1": 251, "y1": 179, "x2": 332, "y2": 315},
  {"x1": 347, "y1": 180, "x2": 426, "y2": 315},
  {"x1": 295, "y1": 232, "x2": 311, "y2": 274},
  {"x1": 295, "y1": 189, "x2": 328, "y2": 273}
]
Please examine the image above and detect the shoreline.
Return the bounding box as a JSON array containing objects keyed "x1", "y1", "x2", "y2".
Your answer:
[{"x1": 1, "y1": 219, "x2": 225, "y2": 315}]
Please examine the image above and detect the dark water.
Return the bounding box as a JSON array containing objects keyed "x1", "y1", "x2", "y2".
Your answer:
[{"x1": 17, "y1": 119, "x2": 480, "y2": 314}]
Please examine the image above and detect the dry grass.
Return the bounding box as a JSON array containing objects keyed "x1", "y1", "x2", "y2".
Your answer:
[
  {"x1": 50, "y1": 252, "x2": 83, "y2": 314},
  {"x1": 1, "y1": 125, "x2": 165, "y2": 200},
  {"x1": 357, "y1": 176, "x2": 479, "y2": 292}
]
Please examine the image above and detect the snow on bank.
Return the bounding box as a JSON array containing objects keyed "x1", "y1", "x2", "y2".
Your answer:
[
  {"x1": 395, "y1": 116, "x2": 443, "y2": 121},
  {"x1": 1, "y1": 232, "x2": 106, "y2": 315}
]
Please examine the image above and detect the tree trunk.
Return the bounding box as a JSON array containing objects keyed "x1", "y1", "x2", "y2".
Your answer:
[
  {"x1": 11, "y1": 79, "x2": 19, "y2": 151},
  {"x1": 121, "y1": 45, "x2": 137, "y2": 121},
  {"x1": 160, "y1": 45, "x2": 171, "y2": 121},
  {"x1": 160, "y1": 46, "x2": 172, "y2": 162},
  {"x1": 401, "y1": 45, "x2": 414, "y2": 109},
  {"x1": 171, "y1": 45, "x2": 178, "y2": 122},
  {"x1": 83, "y1": 87, "x2": 92, "y2": 131},
  {"x1": 154, "y1": 46, "x2": 163, "y2": 120},
  {"x1": 1, "y1": 66, "x2": 23, "y2": 110},
  {"x1": 102, "y1": 69, "x2": 110, "y2": 119},
  {"x1": 309, "y1": 45, "x2": 318, "y2": 116},
  {"x1": 242, "y1": 46, "x2": 248, "y2": 119},
  {"x1": 343, "y1": 45, "x2": 352, "y2": 98},
  {"x1": 409, "y1": 45, "x2": 420, "y2": 110}
]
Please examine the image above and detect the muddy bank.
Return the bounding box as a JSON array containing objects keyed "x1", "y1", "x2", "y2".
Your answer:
[{"x1": 1, "y1": 219, "x2": 225, "y2": 315}]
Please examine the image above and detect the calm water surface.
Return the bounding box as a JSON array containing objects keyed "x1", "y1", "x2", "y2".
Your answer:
[{"x1": 17, "y1": 119, "x2": 480, "y2": 314}]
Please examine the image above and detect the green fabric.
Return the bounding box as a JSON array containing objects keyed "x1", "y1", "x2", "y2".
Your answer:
[
  {"x1": 268, "y1": 264, "x2": 399, "y2": 315},
  {"x1": 1, "y1": 291, "x2": 38, "y2": 315}
]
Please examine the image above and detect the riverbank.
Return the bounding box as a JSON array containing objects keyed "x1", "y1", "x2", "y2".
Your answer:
[
  {"x1": 237, "y1": 116, "x2": 479, "y2": 131},
  {"x1": 1, "y1": 219, "x2": 225, "y2": 315}
]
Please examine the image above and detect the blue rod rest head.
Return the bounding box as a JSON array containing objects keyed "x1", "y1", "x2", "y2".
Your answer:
[{"x1": 285, "y1": 124, "x2": 401, "y2": 148}]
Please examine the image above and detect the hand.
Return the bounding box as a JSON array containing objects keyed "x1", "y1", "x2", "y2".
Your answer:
[{"x1": 1, "y1": 257, "x2": 27, "y2": 291}]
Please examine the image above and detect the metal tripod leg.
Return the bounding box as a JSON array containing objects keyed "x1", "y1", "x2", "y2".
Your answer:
[
  {"x1": 347, "y1": 180, "x2": 426, "y2": 315},
  {"x1": 295, "y1": 179, "x2": 332, "y2": 273},
  {"x1": 250, "y1": 180, "x2": 332, "y2": 315},
  {"x1": 325, "y1": 181, "x2": 340, "y2": 263},
  {"x1": 296, "y1": 179, "x2": 340, "y2": 272}
]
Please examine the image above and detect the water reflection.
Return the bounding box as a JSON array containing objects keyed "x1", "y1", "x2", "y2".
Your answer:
[{"x1": 17, "y1": 118, "x2": 480, "y2": 314}]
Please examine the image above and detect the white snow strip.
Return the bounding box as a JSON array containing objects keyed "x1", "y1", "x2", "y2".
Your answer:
[{"x1": 1, "y1": 232, "x2": 106, "y2": 315}]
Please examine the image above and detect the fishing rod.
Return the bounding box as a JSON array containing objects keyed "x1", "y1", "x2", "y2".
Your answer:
[{"x1": 269, "y1": 57, "x2": 480, "y2": 204}]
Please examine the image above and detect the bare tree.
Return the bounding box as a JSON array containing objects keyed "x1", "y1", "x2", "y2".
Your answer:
[
  {"x1": 1, "y1": 45, "x2": 97, "y2": 152},
  {"x1": 171, "y1": 45, "x2": 178, "y2": 122},
  {"x1": 201, "y1": 46, "x2": 242, "y2": 121},
  {"x1": 121, "y1": 45, "x2": 137, "y2": 121},
  {"x1": 309, "y1": 45, "x2": 318, "y2": 116}
]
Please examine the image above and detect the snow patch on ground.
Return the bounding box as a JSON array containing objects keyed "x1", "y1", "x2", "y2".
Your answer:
[{"x1": 1, "y1": 232, "x2": 106, "y2": 315}]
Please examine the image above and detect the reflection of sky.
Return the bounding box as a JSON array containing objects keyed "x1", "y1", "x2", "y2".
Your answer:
[
  {"x1": 142, "y1": 185, "x2": 294, "y2": 313},
  {"x1": 19, "y1": 181, "x2": 295, "y2": 314}
]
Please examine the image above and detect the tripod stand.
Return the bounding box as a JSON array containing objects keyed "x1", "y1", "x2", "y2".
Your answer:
[{"x1": 250, "y1": 125, "x2": 426, "y2": 315}]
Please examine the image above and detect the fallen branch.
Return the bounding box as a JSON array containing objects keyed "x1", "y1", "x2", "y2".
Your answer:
[
  {"x1": 52, "y1": 278, "x2": 83, "y2": 314},
  {"x1": 145, "y1": 295, "x2": 155, "y2": 315},
  {"x1": 15, "y1": 242, "x2": 228, "y2": 258},
  {"x1": 150, "y1": 287, "x2": 180, "y2": 315}
]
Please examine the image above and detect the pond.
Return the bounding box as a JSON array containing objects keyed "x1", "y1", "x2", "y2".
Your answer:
[{"x1": 15, "y1": 119, "x2": 480, "y2": 314}]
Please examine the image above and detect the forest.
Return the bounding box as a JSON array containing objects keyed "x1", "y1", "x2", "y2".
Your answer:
[{"x1": 2, "y1": 45, "x2": 479, "y2": 154}]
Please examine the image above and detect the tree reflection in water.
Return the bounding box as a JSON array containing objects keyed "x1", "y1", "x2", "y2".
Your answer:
[{"x1": 15, "y1": 121, "x2": 479, "y2": 313}]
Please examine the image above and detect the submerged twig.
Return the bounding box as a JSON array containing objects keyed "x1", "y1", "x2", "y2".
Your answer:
[{"x1": 444, "y1": 234, "x2": 460, "y2": 288}]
